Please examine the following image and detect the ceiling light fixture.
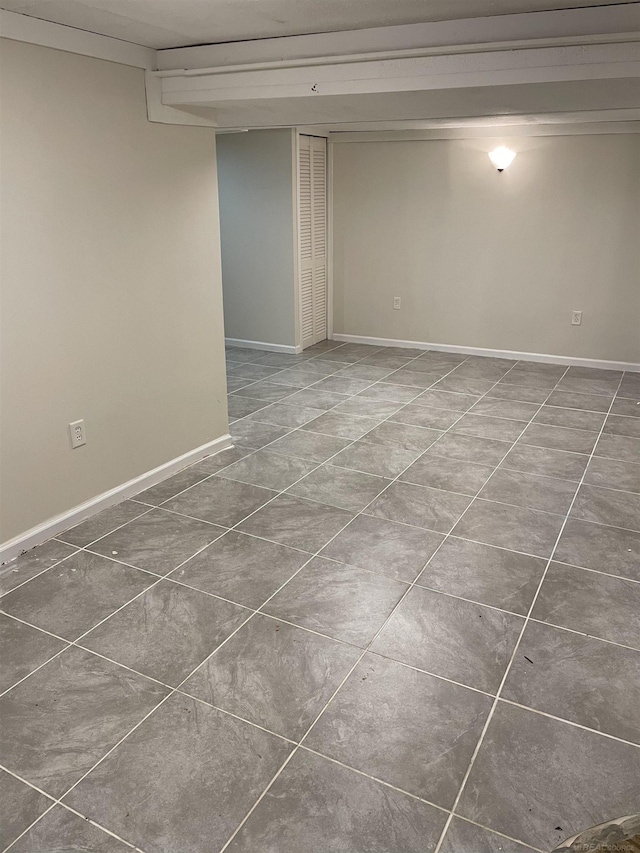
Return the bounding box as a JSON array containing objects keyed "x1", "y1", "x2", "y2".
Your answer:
[{"x1": 489, "y1": 147, "x2": 516, "y2": 172}]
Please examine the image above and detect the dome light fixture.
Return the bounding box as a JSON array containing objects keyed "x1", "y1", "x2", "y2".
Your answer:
[{"x1": 489, "y1": 147, "x2": 517, "y2": 172}]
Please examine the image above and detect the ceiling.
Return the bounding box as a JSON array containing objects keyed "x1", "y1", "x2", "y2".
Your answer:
[{"x1": 1, "y1": 0, "x2": 637, "y2": 49}]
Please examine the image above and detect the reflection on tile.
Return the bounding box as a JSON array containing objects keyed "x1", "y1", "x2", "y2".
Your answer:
[
  {"x1": 321, "y1": 514, "x2": 444, "y2": 582},
  {"x1": 264, "y1": 556, "x2": 406, "y2": 647},
  {"x1": 174, "y1": 530, "x2": 309, "y2": 608},
  {"x1": 66, "y1": 694, "x2": 292, "y2": 853},
  {"x1": 226, "y1": 749, "x2": 447, "y2": 853},
  {"x1": 58, "y1": 501, "x2": 146, "y2": 547},
  {"x1": 371, "y1": 585, "x2": 522, "y2": 693},
  {"x1": 554, "y1": 519, "x2": 640, "y2": 581},
  {"x1": 0, "y1": 539, "x2": 77, "y2": 597},
  {"x1": 82, "y1": 580, "x2": 248, "y2": 686},
  {"x1": 0, "y1": 769, "x2": 51, "y2": 850},
  {"x1": 287, "y1": 464, "x2": 389, "y2": 512},
  {"x1": 532, "y1": 562, "x2": 640, "y2": 649},
  {"x1": 0, "y1": 647, "x2": 168, "y2": 796},
  {"x1": 419, "y1": 538, "x2": 545, "y2": 615},
  {"x1": 0, "y1": 551, "x2": 153, "y2": 641},
  {"x1": 238, "y1": 494, "x2": 353, "y2": 553},
  {"x1": 0, "y1": 613, "x2": 67, "y2": 693},
  {"x1": 458, "y1": 702, "x2": 640, "y2": 851},
  {"x1": 452, "y1": 500, "x2": 564, "y2": 558},
  {"x1": 184, "y1": 615, "x2": 360, "y2": 739},
  {"x1": 367, "y1": 481, "x2": 471, "y2": 533},
  {"x1": 503, "y1": 621, "x2": 640, "y2": 744},
  {"x1": 11, "y1": 805, "x2": 131, "y2": 852},
  {"x1": 400, "y1": 454, "x2": 495, "y2": 495},
  {"x1": 306, "y1": 654, "x2": 491, "y2": 807}
]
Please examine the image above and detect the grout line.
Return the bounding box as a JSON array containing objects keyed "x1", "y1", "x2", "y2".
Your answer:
[{"x1": 431, "y1": 368, "x2": 627, "y2": 853}]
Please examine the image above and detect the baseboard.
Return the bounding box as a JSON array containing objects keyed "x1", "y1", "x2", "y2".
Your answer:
[
  {"x1": 0, "y1": 434, "x2": 233, "y2": 566},
  {"x1": 225, "y1": 337, "x2": 301, "y2": 354},
  {"x1": 331, "y1": 333, "x2": 640, "y2": 373}
]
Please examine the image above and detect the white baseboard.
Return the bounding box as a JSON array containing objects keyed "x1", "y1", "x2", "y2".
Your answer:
[
  {"x1": 0, "y1": 434, "x2": 233, "y2": 566},
  {"x1": 225, "y1": 337, "x2": 301, "y2": 354},
  {"x1": 331, "y1": 333, "x2": 640, "y2": 373}
]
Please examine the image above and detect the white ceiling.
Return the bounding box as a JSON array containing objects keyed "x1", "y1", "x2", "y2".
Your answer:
[{"x1": 1, "y1": 0, "x2": 637, "y2": 49}]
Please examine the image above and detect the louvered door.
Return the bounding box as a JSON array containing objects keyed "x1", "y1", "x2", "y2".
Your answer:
[{"x1": 299, "y1": 135, "x2": 327, "y2": 349}]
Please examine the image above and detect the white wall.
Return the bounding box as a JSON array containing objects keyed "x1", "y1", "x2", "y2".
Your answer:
[
  {"x1": 0, "y1": 38, "x2": 228, "y2": 545},
  {"x1": 217, "y1": 129, "x2": 297, "y2": 348},
  {"x1": 332, "y1": 135, "x2": 640, "y2": 364}
]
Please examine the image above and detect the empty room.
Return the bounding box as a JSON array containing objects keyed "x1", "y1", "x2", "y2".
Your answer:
[{"x1": 1, "y1": 2, "x2": 639, "y2": 852}]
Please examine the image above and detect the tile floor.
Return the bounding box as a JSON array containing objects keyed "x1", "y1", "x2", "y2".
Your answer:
[{"x1": 1, "y1": 340, "x2": 640, "y2": 853}]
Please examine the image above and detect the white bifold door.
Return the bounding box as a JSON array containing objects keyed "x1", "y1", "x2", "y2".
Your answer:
[{"x1": 298, "y1": 135, "x2": 328, "y2": 349}]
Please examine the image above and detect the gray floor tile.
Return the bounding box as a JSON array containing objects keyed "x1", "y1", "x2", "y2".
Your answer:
[
  {"x1": 163, "y1": 477, "x2": 275, "y2": 527},
  {"x1": 312, "y1": 375, "x2": 376, "y2": 396},
  {"x1": 400, "y1": 454, "x2": 496, "y2": 495},
  {"x1": 384, "y1": 368, "x2": 442, "y2": 389},
  {"x1": 227, "y1": 748, "x2": 447, "y2": 853},
  {"x1": 453, "y1": 414, "x2": 527, "y2": 442},
  {"x1": 266, "y1": 429, "x2": 351, "y2": 462},
  {"x1": 226, "y1": 375, "x2": 256, "y2": 392},
  {"x1": 0, "y1": 551, "x2": 153, "y2": 641},
  {"x1": 227, "y1": 396, "x2": 271, "y2": 418},
  {"x1": 389, "y1": 403, "x2": 462, "y2": 430},
  {"x1": 11, "y1": 805, "x2": 131, "y2": 852},
  {"x1": 503, "y1": 621, "x2": 640, "y2": 744},
  {"x1": 276, "y1": 366, "x2": 339, "y2": 386},
  {"x1": 0, "y1": 646, "x2": 168, "y2": 797},
  {"x1": 358, "y1": 382, "x2": 422, "y2": 403},
  {"x1": 244, "y1": 401, "x2": 322, "y2": 427},
  {"x1": 0, "y1": 769, "x2": 52, "y2": 850},
  {"x1": 230, "y1": 420, "x2": 291, "y2": 448},
  {"x1": 452, "y1": 499, "x2": 564, "y2": 558},
  {"x1": 330, "y1": 439, "x2": 421, "y2": 478},
  {"x1": 0, "y1": 613, "x2": 67, "y2": 693},
  {"x1": 134, "y1": 467, "x2": 211, "y2": 506},
  {"x1": 81, "y1": 580, "x2": 249, "y2": 686},
  {"x1": 545, "y1": 389, "x2": 612, "y2": 412},
  {"x1": 0, "y1": 539, "x2": 77, "y2": 597},
  {"x1": 619, "y1": 373, "x2": 640, "y2": 398},
  {"x1": 58, "y1": 500, "x2": 147, "y2": 547},
  {"x1": 479, "y1": 468, "x2": 577, "y2": 515},
  {"x1": 484, "y1": 384, "x2": 550, "y2": 404},
  {"x1": 440, "y1": 817, "x2": 535, "y2": 853},
  {"x1": 302, "y1": 410, "x2": 381, "y2": 439},
  {"x1": 336, "y1": 364, "x2": 396, "y2": 381},
  {"x1": 583, "y1": 456, "x2": 640, "y2": 494},
  {"x1": 228, "y1": 363, "x2": 281, "y2": 380},
  {"x1": 287, "y1": 464, "x2": 389, "y2": 512},
  {"x1": 414, "y1": 389, "x2": 480, "y2": 411},
  {"x1": 533, "y1": 406, "x2": 606, "y2": 431},
  {"x1": 89, "y1": 508, "x2": 225, "y2": 574},
  {"x1": 413, "y1": 352, "x2": 466, "y2": 368},
  {"x1": 174, "y1": 530, "x2": 309, "y2": 608},
  {"x1": 556, "y1": 372, "x2": 620, "y2": 396},
  {"x1": 500, "y1": 443, "x2": 589, "y2": 481},
  {"x1": 469, "y1": 398, "x2": 540, "y2": 421},
  {"x1": 571, "y1": 484, "x2": 640, "y2": 532},
  {"x1": 263, "y1": 556, "x2": 406, "y2": 647},
  {"x1": 364, "y1": 421, "x2": 442, "y2": 452},
  {"x1": 217, "y1": 449, "x2": 317, "y2": 491},
  {"x1": 554, "y1": 518, "x2": 640, "y2": 581},
  {"x1": 367, "y1": 481, "x2": 472, "y2": 533},
  {"x1": 254, "y1": 352, "x2": 310, "y2": 368},
  {"x1": 611, "y1": 396, "x2": 640, "y2": 418},
  {"x1": 284, "y1": 388, "x2": 350, "y2": 410},
  {"x1": 457, "y1": 702, "x2": 640, "y2": 851},
  {"x1": 418, "y1": 538, "x2": 545, "y2": 615},
  {"x1": 232, "y1": 381, "x2": 301, "y2": 403},
  {"x1": 429, "y1": 433, "x2": 512, "y2": 466},
  {"x1": 237, "y1": 495, "x2": 354, "y2": 552},
  {"x1": 189, "y1": 446, "x2": 252, "y2": 475},
  {"x1": 307, "y1": 654, "x2": 491, "y2": 808},
  {"x1": 65, "y1": 693, "x2": 292, "y2": 853},
  {"x1": 448, "y1": 361, "x2": 514, "y2": 382},
  {"x1": 433, "y1": 376, "x2": 497, "y2": 395},
  {"x1": 334, "y1": 396, "x2": 405, "y2": 419},
  {"x1": 532, "y1": 562, "x2": 640, "y2": 649},
  {"x1": 320, "y1": 514, "x2": 444, "y2": 583},
  {"x1": 360, "y1": 353, "x2": 414, "y2": 369},
  {"x1": 184, "y1": 615, "x2": 360, "y2": 740},
  {"x1": 594, "y1": 432, "x2": 640, "y2": 463},
  {"x1": 519, "y1": 423, "x2": 598, "y2": 454},
  {"x1": 371, "y1": 585, "x2": 522, "y2": 693},
  {"x1": 494, "y1": 367, "x2": 561, "y2": 390},
  {"x1": 604, "y1": 414, "x2": 640, "y2": 438}
]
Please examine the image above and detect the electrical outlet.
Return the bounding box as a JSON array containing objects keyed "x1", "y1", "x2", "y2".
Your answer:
[
  {"x1": 69, "y1": 419, "x2": 86, "y2": 448},
  {"x1": 393, "y1": 297, "x2": 401, "y2": 310},
  {"x1": 571, "y1": 310, "x2": 583, "y2": 326}
]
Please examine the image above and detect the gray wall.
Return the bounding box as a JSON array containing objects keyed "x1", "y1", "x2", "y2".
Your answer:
[
  {"x1": 332, "y1": 135, "x2": 640, "y2": 363},
  {"x1": 217, "y1": 129, "x2": 297, "y2": 348},
  {"x1": 0, "y1": 38, "x2": 228, "y2": 544}
]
